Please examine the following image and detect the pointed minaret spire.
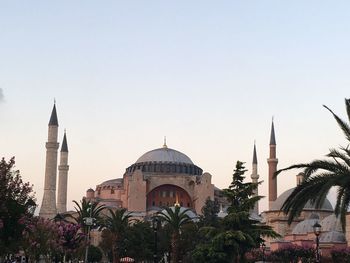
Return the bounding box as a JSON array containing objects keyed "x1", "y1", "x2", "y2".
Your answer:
[
  {"x1": 61, "y1": 130, "x2": 68, "y2": 152},
  {"x1": 252, "y1": 141, "x2": 258, "y2": 165},
  {"x1": 49, "y1": 103, "x2": 59, "y2": 126},
  {"x1": 251, "y1": 141, "x2": 259, "y2": 214},
  {"x1": 163, "y1": 136, "x2": 167, "y2": 148},
  {"x1": 40, "y1": 103, "x2": 60, "y2": 218},
  {"x1": 270, "y1": 117, "x2": 276, "y2": 145},
  {"x1": 57, "y1": 131, "x2": 69, "y2": 213},
  {"x1": 267, "y1": 118, "x2": 278, "y2": 210}
]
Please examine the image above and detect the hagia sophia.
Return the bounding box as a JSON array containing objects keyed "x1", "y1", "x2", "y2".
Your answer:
[{"x1": 39, "y1": 103, "x2": 349, "y2": 254}]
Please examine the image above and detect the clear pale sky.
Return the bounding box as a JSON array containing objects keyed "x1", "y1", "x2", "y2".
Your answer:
[{"x1": 1, "y1": 1, "x2": 349, "y2": 213}]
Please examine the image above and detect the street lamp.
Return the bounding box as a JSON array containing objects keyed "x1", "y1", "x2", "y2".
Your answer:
[
  {"x1": 152, "y1": 217, "x2": 159, "y2": 263},
  {"x1": 84, "y1": 202, "x2": 95, "y2": 263},
  {"x1": 313, "y1": 222, "x2": 321, "y2": 263},
  {"x1": 261, "y1": 242, "x2": 266, "y2": 263}
]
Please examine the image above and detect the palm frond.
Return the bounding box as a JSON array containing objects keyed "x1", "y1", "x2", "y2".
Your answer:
[
  {"x1": 346, "y1": 98, "x2": 350, "y2": 123},
  {"x1": 327, "y1": 148, "x2": 350, "y2": 168},
  {"x1": 324, "y1": 104, "x2": 350, "y2": 142},
  {"x1": 281, "y1": 173, "x2": 338, "y2": 224}
]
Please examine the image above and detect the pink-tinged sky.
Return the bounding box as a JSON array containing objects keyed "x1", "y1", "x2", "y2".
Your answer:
[{"x1": 0, "y1": 1, "x2": 349, "y2": 213}]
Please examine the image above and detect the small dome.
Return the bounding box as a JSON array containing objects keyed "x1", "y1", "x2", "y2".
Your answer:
[
  {"x1": 99, "y1": 178, "x2": 123, "y2": 187},
  {"x1": 271, "y1": 188, "x2": 333, "y2": 211},
  {"x1": 320, "y1": 214, "x2": 342, "y2": 232},
  {"x1": 292, "y1": 215, "x2": 320, "y2": 235},
  {"x1": 320, "y1": 231, "x2": 346, "y2": 243},
  {"x1": 136, "y1": 147, "x2": 194, "y2": 164},
  {"x1": 87, "y1": 188, "x2": 95, "y2": 192}
]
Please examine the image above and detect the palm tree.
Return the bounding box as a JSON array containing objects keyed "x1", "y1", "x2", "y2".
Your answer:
[
  {"x1": 275, "y1": 98, "x2": 350, "y2": 230},
  {"x1": 157, "y1": 206, "x2": 193, "y2": 263},
  {"x1": 69, "y1": 198, "x2": 106, "y2": 233},
  {"x1": 101, "y1": 208, "x2": 132, "y2": 263}
]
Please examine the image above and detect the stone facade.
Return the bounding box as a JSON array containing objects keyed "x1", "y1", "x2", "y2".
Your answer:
[{"x1": 86, "y1": 146, "x2": 214, "y2": 216}]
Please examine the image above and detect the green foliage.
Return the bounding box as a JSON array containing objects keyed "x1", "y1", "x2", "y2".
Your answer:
[
  {"x1": 69, "y1": 199, "x2": 106, "y2": 234},
  {"x1": 199, "y1": 198, "x2": 220, "y2": 227},
  {"x1": 22, "y1": 217, "x2": 85, "y2": 262},
  {"x1": 124, "y1": 221, "x2": 153, "y2": 262},
  {"x1": 88, "y1": 245, "x2": 103, "y2": 263},
  {"x1": 192, "y1": 161, "x2": 279, "y2": 263},
  {"x1": 178, "y1": 222, "x2": 199, "y2": 262},
  {"x1": 331, "y1": 248, "x2": 350, "y2": 263},
  {"x1": 0, "y1": 157, "x2": 36, "y2": 255},
  {"x1": 269, "y1": 245, "x2": 315, "y2": 263},
  {"x1": 275, "y1": 98, "x2": 350, "y2": 229},
  {"x1": 100, "y1": 208, "x2": 132, "y2": 263},
  {"x1": 224, "y1": 161, "x2": 262, "y2": 214},
  {"x1": 157, "y1": 206, "x2": 193, "y2": 263}
]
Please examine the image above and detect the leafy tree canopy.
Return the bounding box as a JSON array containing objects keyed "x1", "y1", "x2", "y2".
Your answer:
[
  {"x1": 0, "y1": 157, "x2": 36, "y2": 255},
  {"x1": 192, "y1": 161, "x2": 279, "y2": 263}
]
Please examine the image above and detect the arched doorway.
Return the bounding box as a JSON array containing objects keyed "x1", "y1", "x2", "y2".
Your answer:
[{"x1": 147, "y1": 185, "x2": 192, "y2": 208}]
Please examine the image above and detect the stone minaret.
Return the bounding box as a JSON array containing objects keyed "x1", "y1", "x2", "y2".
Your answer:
[
  {"x1": 251, "y1": 142, "x2": 259, "y2": 214},
  {"x1": 296, "y1": 172, "x2": 304, "y2": 186},
  {"x1": 267, "y1": 119, "x2": 278, "y2": 210},
  {"x1": 39, "y1": 104, "x2": 59, "y2": 218},
  {"x1": 57, "y1": 131, "x2": 69, "y2": 214}
]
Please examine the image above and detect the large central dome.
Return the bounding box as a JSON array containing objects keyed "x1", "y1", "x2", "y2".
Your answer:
[
  {"x1": 125, "y1": 145, "x2": 202, "y2": 176},
  {"x1": 136, "y1": 147, "x2": 194, "y2": 164}
]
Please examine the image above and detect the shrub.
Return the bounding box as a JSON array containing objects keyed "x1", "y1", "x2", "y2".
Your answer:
[
  {"x1": 331, "y1": 248, "x2": 350, "y2": 263},
  {"x1": 269, "y1": 245, "x2": 315, "y2": 263}
]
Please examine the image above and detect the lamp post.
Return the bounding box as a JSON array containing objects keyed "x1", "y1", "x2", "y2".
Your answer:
[
  {"x1": 261, "y1": 242, "x2": 266, "y2": 263},
  {"x1": 313, "y1": 222, "x2": 321, "y2": 263},
  {"x1": 152, "y1": 217, "x2": 159, "y2": 263},
  {"x1": 84, "y1": 202, "x2": 94, "y2": 263}
]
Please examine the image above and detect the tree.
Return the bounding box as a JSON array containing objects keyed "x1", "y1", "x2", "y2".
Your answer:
[
  {"x1": 87, "y1": 245, "x2": 103, "y2": 263},
  {"x1": 275, "y1": 98, "x2": 350, "y2": 230},
  {"x1": 69, "y1": 198, "x2": 106, "y2": 234},
  {"x1": 101, "y1": 208, "x2": 132, "y2": 263},
  {"x1": 199, "y1": 198, "x2": 220, "y2": 227},
  {"x1": 22, "y1": 217, "x2": 86, "y2": 262},
  {"x1": 222, "y1": 161, "x2": 279, "y2": 262},
  {"x1": 157, "y1": 206, "x2": 193, "y2": 263},
  {"x1": 57, "y1": 221, "x2": 86, "y2": 261},
  {"x1": 192, "y1": 161, "x2": 279, "y2": 263},
  {"x1": 0, "y1": 157, "x2": 36, "y2": 256},
  {"x1": 124, "y1": 221, "x2": 153, "y2": 262},
  {"x1": 22, "y1": 217, "x2": 60, "y2": 262}
]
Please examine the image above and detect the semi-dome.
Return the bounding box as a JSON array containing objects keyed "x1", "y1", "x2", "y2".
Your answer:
[
  {"x1": 99, "y1": 178, "x2": 123, "y2": 187},
  {"x1": 292, "y1": 214, "x2": 320, "y2": 235},
  {"x1": 320, "y1": 231, "x2": 346, "y2": 243},
  {"x1": 136, "y1": 147, "x2": 194, "y2": 164},
  {"x1": 271, "y1": 188, "x2": 333, "y2": 211},
  {"x1": 320, "y1": 214, "x2": 342, "y2": 232}
]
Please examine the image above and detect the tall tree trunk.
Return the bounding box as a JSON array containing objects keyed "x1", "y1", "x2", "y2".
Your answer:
[
  {"x1": 112, "y1": 243, "x2": 119, "y2": 263},
  {"x1": 171, "y1": 232, "x2": 179, "y2": 263}
]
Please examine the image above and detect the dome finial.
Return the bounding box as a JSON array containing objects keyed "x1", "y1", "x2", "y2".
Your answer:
[
  {"x1": 163, "y1": 136, "x2": 167, "y2": 148},
  {"x1": 175, "y1": 192, "x2": 180, "y2": 207}
]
